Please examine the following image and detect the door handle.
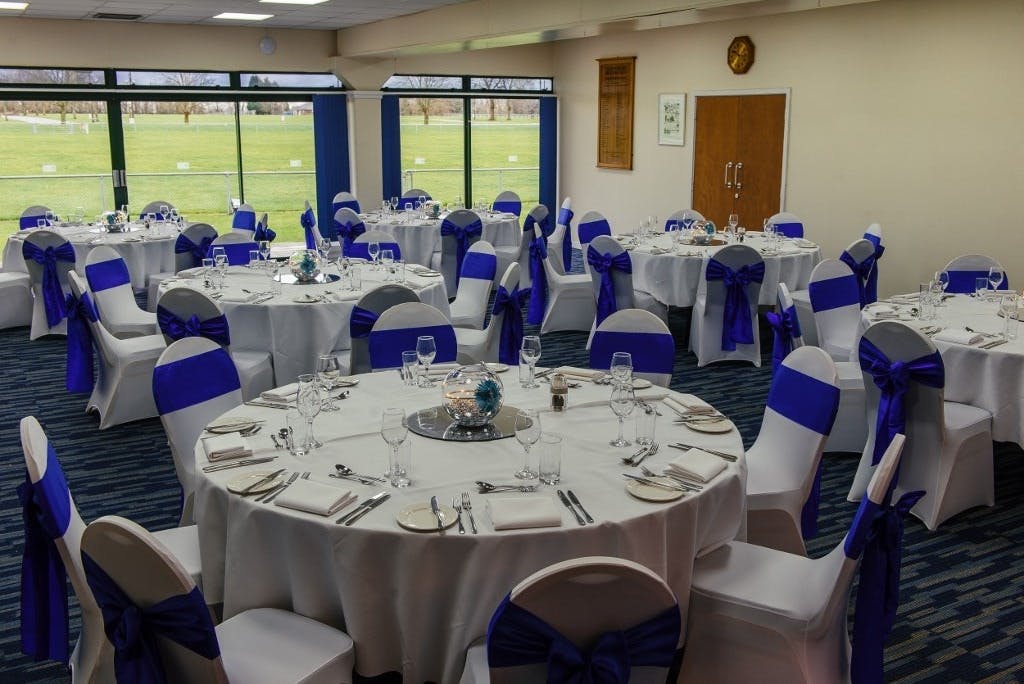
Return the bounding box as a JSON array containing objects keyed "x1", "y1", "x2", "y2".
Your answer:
[
  {"x1": 724, "y1": 161, "x2": 733, "y2": 189},
  {"x1": 733, "y1": 162, "x2": 743, "y2": 198}
]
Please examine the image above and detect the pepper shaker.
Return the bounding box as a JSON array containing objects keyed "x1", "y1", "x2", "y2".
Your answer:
[{"x1": 550, "y1": 373, "x2": 568, "y2": 412}]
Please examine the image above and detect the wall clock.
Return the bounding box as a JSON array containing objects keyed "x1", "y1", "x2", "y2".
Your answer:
[{"x1": 727, "y1": 36, "x2": 755, "y2": 75}]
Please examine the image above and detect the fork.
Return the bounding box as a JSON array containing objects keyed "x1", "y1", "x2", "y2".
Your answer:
[
  {"x1": 452, "y1": 496, "x2": 466, "y2": 534},
  {"x1": 461, "y1": 492, "x2": 478, "y2": 534},
  {"x1": 640, "y1": 465, "x2": 703, "y2": 491},
  {"x1": 259, "y1": 472, "x2": 298, "y2": 503},
  {"x1": 633, "y1": 442, "x2": 659, "y2": 466}
]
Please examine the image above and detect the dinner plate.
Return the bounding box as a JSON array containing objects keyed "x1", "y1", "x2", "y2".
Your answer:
[
  {"x1": 226, "y1": 471, "x2": 284, "y2": 495},
  {"x1": 486, "y1": 363, "x2": 510, "y2": 373},
  {"x1": 206, "y1": 416, "x2": 258, "y2": 434},
  {"x1": 396, "y1": 502, "x2": 459, "y2": 531},
  {"x1": 683, "y1": 419, "x2": 734, "y2": 434},
  {"x1": 632, "y1": 378, "x2": 653, "y2": 389},
  {"x1": 292, "y1": 294, "x2": 320, "y2": 303},
  {"x1": 626, "y1": 477, "x2": 685, "y2": 502},
  {"x1": 415, "y1": 272, "x2": 443, "y2": 278},
  {"x1": 334, "y1": 377, "x2": 361, "y2": 387}
]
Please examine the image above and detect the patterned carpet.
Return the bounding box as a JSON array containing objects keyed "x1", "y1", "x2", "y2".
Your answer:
[{"x1": 1, "y1": 302, "x2": 1023, "y2": 683}]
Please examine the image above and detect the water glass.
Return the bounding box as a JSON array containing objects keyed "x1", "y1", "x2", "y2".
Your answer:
[
  {"x1": 248, "y1": 250, "x2": 261, "y2": 269},
  {"x1": 390, "y1": 441, "x2": 412, "y2": 488},
  {"x1": 401, "y1": 350, "x2": 419, "y2": 386},
  {"x1": 918, "y1": 282, "x2": 935, "y2": 320},
  {"x1": 285, "y1": 409, "x2": 309, "y2": 457},
  {"x1": 395, "y1": 259, "x2": 406, "y2": 283},
  {"x1": 316, "y1": 354, "x2": 343, "y2": 411},
  {"x1": 635, "y1": 407, "x2": 657, "y2": 446},
  {"x1": 610, "y1": 351, "x2": 633, "y2": 387},
  {"x1": 349, "y1": 264, "x2": 362, "y2": 291},
  {"x1": 1000, "y1": 294, "x2": 1019, "y2": 340},
  {"x1": 514, "y1": 408, "x2": 541, "y2": 480},
  {"x1": 975, "y1": 277, "x2": 989, "y2": 299},
  {"x1": 538, "y1": 433, "x2": 563, "y2": 485},
  {"x1": 519, "y1": 351, "x2": 531, "y2": 387},
  {"x1": 296, "y1": 374, "x2": 322, "y2": 451}
]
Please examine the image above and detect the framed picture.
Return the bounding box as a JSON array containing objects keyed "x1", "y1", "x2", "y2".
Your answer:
[{"x1": 658, "y1": 93, "x2": 685, "y2": 146}]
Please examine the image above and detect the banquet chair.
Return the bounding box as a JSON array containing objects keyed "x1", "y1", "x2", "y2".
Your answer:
[
  {"x1": 334, "y1": 206, "x2": 366, "y2": 256},
  {"x1": 0, "y1": 270, "x2": 32, "y2": 329},
  {"x1": 332, "y1": 190, "x2": 361, "y2": 215},
  {"x1": 847, "y1": 321, "x2": 992, "y2": 530},
  {"x1": 209, "y1": 232, "x2": 259, "y2": 266},
  {"x1": 808, "y1": 258, "x2": 863, "y2": 363},
  {"x1": 460, "y1": 556, "x2": 681, "y2": 684},
  {"x1": 438, "y1": 208, "x2": 485, "y2": 296},
  {"x1": 23, "y1": 229, "x2": 75, "y2": 339},
  {"x1": 254, "y1": 212, "x2": 276, "y2": 243},
  {"x1": 586, "y1": 235, "x2": 667, "y2": 342},
  {"x1": 495, "y1": 203, "x2": 547, "y2": 290},
  {"x1": 301, "y1": 199, "x2": 325, "y2": 249},
  {"x1": 138, "y1": 200, "x2": 176, "y2": 220},
  {"x1": 838, "y1": 238, "x2": 877, "y2": 308},
  {"x1": 231, "y1": 202, "x2": 257, "y2": 234},
  {"x1": 456, "y1": 263, "x2": 522, "y2": 365},
  {"x1": 399, "y1": 188, "x2": 431, "y2": 209},
  {"x1": 350, "y1": 229, "x2": 401, "y2": 261},
  {"x1": 664, "y1": 208, "x2": 704, "y2": 230},
  {"x1": 745, "y1": 346, "x2": 840, "y2": 555},
  {"x1": 681, "y1": 434, "x2": 910, "y2": 684},
  {"x1": 156, "y1": 287, "x2": 275, "y2": 402},
  {"x1": 18, "y1": 416, "x2": 202, "y2": 684},
  {"x1": 767, "y1": 211, "x2": 805, "y2": 238},
  {"x1": 689, "y1": 244, "x2": 764, "y2": 367},
  {"x1": 491, "y1": 190, "x2": 522, "y2": 217},
  {"x1": 80, "y1": 515, "x2": 354, "y2": 684},
  {"x1": 450, "y1": 241, "x2": 498, "y2": 329},
  {"x1": 21, "y1": 204, "x2": 53, "y2": 229},
  {"x1": 84, "y1": 246, "x2": 158, "y2": 338},
  {"x1": 532, "y1": 223, "x2": 595, "y2": 334},
  {"x1": 574, "y1": 210, "x2": 612, "y2": 276},
  {"x1": 589, "y1": 309, "x2": 674, "y2": 387},
  {"x1": 555, "y1": 197, "x2": 574, "y2": 276},
  {"x1": 146, "y1": 222, "x2": 219, "y2": 311},
  {"x1": 766, "y1": 283, "x2": 803, "y2": 373},
  {"x1": 862, "y1": 222, "x2": 884, "y2": 303},
  {"x1": 153, "y1": 337, "x2": 244, "y2": 524},
  {"x1": 942, "y1": 254, "x2": 1009, "y2": 293},
  {"x1": 345, "y1": 284, "x2": 420, "y2": 375},
  {"x1": 368, "y1": 301, "x2": 456, "y2": 370},
  {"x1": 67, "y1": 272, "x2": 165, "y2": 429}
]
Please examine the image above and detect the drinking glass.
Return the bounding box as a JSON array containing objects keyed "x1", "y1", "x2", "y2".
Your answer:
[
  {"x1": 918, "y1": 282, "x2": 936, "y2": 321},
  {"x1": 975, "y1": 277, "x2": 990, "y2": 299},
  {"x1": 401, "y1": 350, "x2": 419, "y2": 385},
  {"x1": 514, "y1": 408, "x2": 541, "y2": 480},
  {"x1": 367, "y1": 242, "x2": 381, "y2": 267},
  {"x1": 520, "y1": 335, "x2": 541, "y2": 388},
  {"x1": 248, "y1": 250, "x2": 260, "y2": 269},
  {"x1": 296, "y1": 374, "x2": 323, "y2": 451},
  {"x1": 647, "y1": 215, "x2": 658, "y2": 237},
  {"x1": 390, "y1": 196, "x2": 399, "y2": 213},
  {"x1": 416, "y1": 335, "x2": 437, "y2": 387},
  {"x1": 37, "y1": 218, "x2": 47, "y2": 229},
  {"x1": 610, "y1": 351, "x2": 633, "y2": 387},
  {"x1": 381, "y1": 408, "x2": 410, "y2": 487},
  {"x1": 259, "y1": 240, "x2": 271, "y2": 262},
  {"x1": 728, "y1": 213, "x2": 739, "y2": 234},
  {"x1": 989, "y1": 266, "x2": 1004, "y2": 292},
  {"x1": 201, "y1": 257, "x2": 215, "y2": 283},
  {"x1": 380, "y1": 249, "x2": 395, "y2": 280},
  {"x1": 1000, "y1": 293, "x2": 1019, "y2": 340},
  {"x1": 146, "y1": 212, "x2": 158, "y2": 226},
  {"x1": 609, "y1": 384, "x2": 636, "y2": 447},
  {"x1": 158, "y1": 204, "x2": 169, "y2": 219},
  {"x1": 318, "y1": 238, "x2": 332, "y2": 262},
  {"x1": 635, "y1": 405, "x2": 656, "y2": 446},
  {"x1": 538, "y1": 433, "x2": 563, "y2": 485},
  {"x1": 934, "y1": 270, "x2": 950, "y2": 302},
  {"x1": 74, "y1": 206, "x2": 85, "y2": 223},
  {"x1": 316, "y1": 354, "x2": 343, "y2": 411}
]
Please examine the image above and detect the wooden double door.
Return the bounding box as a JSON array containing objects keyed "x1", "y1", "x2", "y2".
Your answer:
[{"x1": 692, "y1": 93, "x2": 787, "y2": 230}]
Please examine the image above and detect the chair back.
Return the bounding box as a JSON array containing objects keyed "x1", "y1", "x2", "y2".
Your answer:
[
  {"x1": 452, "y1": 242, "x2": 498, "y2": 326},
  {"x1": 231, "y1": 202, "x2": 257, "y2": 233},
  {"x1": 808, "y1": 259, "x2": 862, "y2": 357},
  {"x1": 80, "y1": 516, "x2": 226, "y2": 682},
  {"x1": 67, "y1": 272, "x2": 120, "y2": 370},
  {"x1": 155, "y1": 287, "x2": 231, "y2": 349},
  {"x1": 138, "y1": 201, "x2": 175, "y2": 220},
  {"x1": 575, "y1": 211, "x2": 612, "y2": 272},
  {"x1": 487, "y1": 556, "x2": 680, "y2": 684},
  {"x1": 517, "y1": 204, "x2": 550, "y2": 290},
  {"x1": 587, "y1": 235, "x2": 635, "y2": 327},
  {"x1": 334, "y1": 207, "x2": 366, "y2": 253},
  {"x1": 545, "y1": 223, "x2": 569, "y2": 275},
  {"x1": 556, "y1": 197, "x2": 574, "y2": 275},
  {"x1": 348, "y1": 285, "x2": 420, "y2": 375},
  {"x1": 664, "y1": 209, "x2": 704, "y2": 231},
  {"x1": 477, "y1": 263, "x2": 523, "y2": 365},
  {"x1": 299, "y1": 199, "x2": 323, "y2": 248},
  {"x1": 23, "y1": 229, "x2": 76, "y2": 329},
  {"x1": 84, "y1": 246, "x2": 138, "y2": 327},
  {"x1": 492, "y1": 190, "x2": 522, "y2": 217},
  {"x1": 209, "y1": 233, "x2": 258, "y2": 266},
  {"x1": 765, "y1": 282, "x2": 804, "y2": 372},
  {"x1": 768, "y1": 211, "x2": 804, "y2": 238},
  {"x1": 21, "y1": 205, "x2": 53, "y2": 230},
  {"x1": 332, "y1": 190, "x2": 361, "y2": 215},
  {"x1": 701, "y1": 244, "x2": 764, "y2": 352},
  {"x1": 350, "y1": 229, "x2": 401, "y2": 261},
  {"x1": 839, "y1": 238, "x2": 878, "y2": 307},
  {"x1": 590, "y1": 309, "x2": 673, "y2": 387},
  {"x1": 942, "y1": 254, "x2": 1009, "y2": 293},
  {"x1": 399, "y1": 188, "x2": 431, "y2": 209},
  {"x1": 368, "y1": 302, "x2": 456, "y2": 370},
  {"x1": 440, "y1": 208, "x2": 484, "y2": 292},
  {"x1": 173, "y1": 223, "x2": 218, "y2": 271}
]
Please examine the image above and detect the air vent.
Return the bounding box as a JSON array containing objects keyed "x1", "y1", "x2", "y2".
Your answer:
[{"x1": 92, "y1": 12, "x2": 143, "y2": 21}]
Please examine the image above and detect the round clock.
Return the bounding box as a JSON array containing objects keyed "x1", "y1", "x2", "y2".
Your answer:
[{"x1": 727, "y1": 36, "x2": 755, "y2": 75}]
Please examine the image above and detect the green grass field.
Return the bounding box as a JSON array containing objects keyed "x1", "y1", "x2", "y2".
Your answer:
[{"x1": 0, "y1": 112, "x2": 539, "y2": 254}]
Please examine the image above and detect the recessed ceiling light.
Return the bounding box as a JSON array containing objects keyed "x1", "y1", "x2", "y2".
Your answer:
[
  {"x1": 212, "y1": 12, "x2": 273, "y2": 21},
  {"x1": 260, "y1": 0, "x2": 328, "y2": 4},
  {"x1": 0, "y1": 2, "x2": 29, "y2": 10}
]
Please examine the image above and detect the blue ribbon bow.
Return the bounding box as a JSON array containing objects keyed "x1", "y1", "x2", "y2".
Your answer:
[
  {"x1": 558, "y1": 206, "x2": 574, "y2": 274},
  {"x1": 859, "y1": 338, "x2": 944, "y2": 466},
  {"x1": 764, "y1": 304, "x2": 802, "y2": 373},
  {"x1": 23, "y1": 241, "x2": 75, "y2": 327},
  {"x1": 174, "y1": 234, "x2": 214, "y2": 267},
  {"x1": 524, "y1": 212, "x2": 553, "y2": 240},
  {"x1": 587, "y1": 247, "x2": 632, "y2": 327},
  {"x1": 337, "y1": 219, "x2": 366, "y2": 256},
  {"x1": 156, "y1": 306, "x2": 231, "y2": 347},
  {"x1": 839, "y1": 251, "x2": 877, "y2": 308},
  {"x1": 301, "y1": 208, "x2": 318, "y2": 250},
  {"x1": 863, "y1": 234, "x2": 884, "y2": 304},
  {"x1": 66, "y1": 292, "x2": 99, "y2": 393},
  {"x1": 492, "y1": 285, "x2": 524, "y2": 366},
  {"x1": 349, "y1": 305, "x2": 379, "y2": 340},
  {"x1": 527, "y1": 235, "x2": 549, "y2": 326},
  {"x1": 253, "y1": 219, "x2": 276, "y2": 243},
  {"x1": 440, "y1": 217, "x2": 483, "y2": 286},
  {"x1": 705, "y1": 258, "x2": 765, "y2": 351}
]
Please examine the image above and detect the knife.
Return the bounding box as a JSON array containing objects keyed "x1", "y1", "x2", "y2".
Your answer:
[
  {"x1": 430, "y1": 495, "x2": 445, "y2": 534},
  {"x1": 344, "y1": 492, "x2": 391, "y2": 526},
  {"x1": 566, "y1": 490, "x2": 594, "y2": 524},
  {"x1": 557, "y1": 490, "x2": 586, "y2": 526},
  {"x1": 622, "y1": 473, "x2": 687, "y2": 492},
  {"x1": 336, "y1": 491, "x2": 389, "y2": 524},
  {"x1": 237, "y1": 468, "x2": 286, "y2": 495},
  {"x1": 202, "y1": 456, "x2": 276, "y2": 473}
]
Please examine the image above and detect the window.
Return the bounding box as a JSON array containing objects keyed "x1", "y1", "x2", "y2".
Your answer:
[
  {"x1": 116, "y1": 70, "x2": 231, "y2": 88},
  {"x1": 399, "y1": 97, "x2": 464, "y2": 204},
  {"x1": 0, "y1": 67, "x2": 103, "y2": 86},
  {"x1": 241, "y1": 73, "x2": 343, "y2": 89}
]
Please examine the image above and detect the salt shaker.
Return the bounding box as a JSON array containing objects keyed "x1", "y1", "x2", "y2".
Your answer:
[{"x1": 550, "y1": 373, "x2": 568, "y2": 412}]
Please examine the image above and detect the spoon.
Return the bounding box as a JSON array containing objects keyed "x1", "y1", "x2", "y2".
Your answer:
[
  {"x1": 335, "y1": 464, "x2": 387, "y2": 483},
  {"x1": 476, "y1": 481, "x2": 538, "y2": 493}
]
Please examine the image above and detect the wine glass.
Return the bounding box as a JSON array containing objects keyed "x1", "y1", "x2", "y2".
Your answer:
[
  {"x1": 520, "y1": 335, "x2": 542, "y2": 388},
  {"x1": 380, "y1": 249, "x2": 395, "y2": 280},
  {"x1": 416, "y1": 335, "x2": 437, "y2": 387},
  {"x1": 381, "y1": 408, "x2": 410, "y2": 486},
  {"x1": 514, "y1": 408, "x2": 541, "y2": 480},
  {"x1": 316, "y1": 354, "x2": 343, "y2": 412},
  {"x1": 258, "y1": 240, "x2": 271, "y2": 263},
  {"x1": 610, "y1": 351, "x2": 634, "y2": 387},
  {"x1": 367, "y1": 241, "x2": 381, "y2": 268},
  {"x1": 389, "y1": 196, "x2": 399, "y2": 213},
  {"x1": 728, "y1": 213, "x2": 739, "y2": 233},
  {"x1": 609, "y1": 384, "x2": 636, "y2": 447},
  {"x1": 296, "y1": 374, "x2": 323, "y2": 451},
  {"x1": 989, "y1": 266, "x2": 1004, "y2": 292},
  {"x1": 158, "y1": 204, "x2": 170, "y2": 220}
]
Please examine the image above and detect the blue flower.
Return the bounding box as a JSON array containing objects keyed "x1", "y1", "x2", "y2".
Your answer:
[{"x1": 474, "y1": 378, "x2": 502, "y2": 415}]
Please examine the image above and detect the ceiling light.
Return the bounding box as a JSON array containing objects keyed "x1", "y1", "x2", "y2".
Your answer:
[
  {"x1": 212, "y1": 12, "x2": 273, "y2": 21},
  {"x1": 260, "y1": 0, "x2": 328, "y2": 4},
  {"x1": 0, "y1": 2, "x2": 29, "y2": 10}
]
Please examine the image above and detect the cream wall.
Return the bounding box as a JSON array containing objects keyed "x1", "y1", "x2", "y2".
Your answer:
[{"x1": 552, "y1": 0, "x2": 1024, "y2": 297}]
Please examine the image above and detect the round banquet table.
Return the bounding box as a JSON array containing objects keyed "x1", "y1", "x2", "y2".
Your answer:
[
  {"x1": 2, "y1": 221, "x2": 177, "y2": 289},
  {"x1": 193, "y1": 375, "x2": 747, "y2": 682},
  {"x1": 629, "y1": 232, "x2": 821, "y2": 307},
  {"x1": 859, "y1": 293, "x2": 1024, "y2": 447},
  {"x1": 159, "y1": 264, "x2": 449, "y2": 385},
  {"x1": 359, "y1": 210, "x2": 520, "y2": 267}
]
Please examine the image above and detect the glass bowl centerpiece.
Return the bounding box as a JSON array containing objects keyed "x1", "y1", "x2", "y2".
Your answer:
[
  {"x1": 441, "y1": 364, "x2": 504, "y2": 428},
  {"x1": 289, "y1": 249, "x2": 322, "y2": 282}
]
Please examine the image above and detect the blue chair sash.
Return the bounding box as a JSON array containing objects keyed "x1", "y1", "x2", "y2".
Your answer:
[
  {"x1": 578, "y1": 219, "x2": 611, "y2": 246},
  {"x1": 765, "y1": 304, "x2": 802, "y2": 372},
  {"x1": 441, "y1": 217, "x2": 484, "y2": 286},
  {"x1": 301, "y1": 208, "x2": 318, "y2": 250},
  {"x1": 487, "y1": 594, "x2": 680, "y2": 683},
  {"x1": 153, "y1": 347, "x2": 242, "y2": 415},
  {"x1": 863, "y1": 233, "x2": 884, "y2": 304},
  {"x1": 587, "y1": 246, "x2": 632, "y2": 327},
  {"x1": 492, "y1": 200, "x2": 521, "y2": 216},
  {"x1": 18, "y1": 444, "x2": 73, "y2": 662},
  {"x1": 460, "y1": 251, "x2": 497, "y2": 282},
  {"x1": 336, "y1": 219, "x2": 366, "y2": 254},
  {"x1": 945, "y1": 269, "x2": 1009, "y2": 294},
  {"x1": 82, "y1": 552, "x2": 220, "y2": 684},
  {"x1": 348, "y1": 241, "x2": 400, "y2": 261},
  {"x1": 491, "y1": 285, "x2": 524, "y2": 366},
  {"x1": 253, "y1": 219, "x2": 276, "y2": 243},
  {"x1": 349, "y1": 305, "x2": 379, "y2": 340},
  {"x1": 839, "y1": 251, "x2": 877, "y2": 308},
  {"x1": 809, "y1": 275, "x2": 862, "y2": 313},
  {"x1": 85, "y1": 258, "x2": 130, "y2": 293},
  {"x1": 774, "y1": 221, "x2": 804, "y2": 238},
  {"x1": 156, "y1": 306, "x2": 231, "y2": 347},
  {"x1": 23, "y1": 241, "x2": 75, "y2": 328},
  {"x1": 232, "y1": 210, "x2": 256, "y2": 231},
  {"x1": 175, "y1": 234, "x2": 214, "y2": 268},
  {"x1": 210, "y1": 241, "x2": 258, "y2": 266},
  {"x1": 21, "y1": 214, "x2": 48, "y2": 230},
  {"x1": 526, "y1": 236, "x2": 549, "y2": 326},
  {"x1": 591, "y1": 331, "x2": 675, "y2": 376},
  {"x1": 705, "y1": 258, "x2": 765, "y2": 351},
  {"x1": 845, "y1": 489, "x2": 926, "y2": 684},
  {"x1": 66, "y1": 292, "x2": 99, "y2": 393},
  {"x1": 859, "y1": 338, "x2": 944, "y2": 466},
  {"x1": 368, "y1": 324, "x2": 456, "y2": 370},
  {"x1": 558, "y1": 206, "x2": 574, "y2": 274}
]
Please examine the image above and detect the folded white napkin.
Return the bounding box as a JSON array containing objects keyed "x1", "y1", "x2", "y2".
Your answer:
[
  {"x1": 665, "y1": 449, "x2": 727, "y2": 483},
  {"x1": 486, "y1": 496, "x2": 563, "y2": 531},
  {"x1": 426, "y1": 362, "x2": 461, "y2": 377},
  {"x1": 260, "y1": 383, "x2": 299, "y2": 404},
  {"x1": 201, "y1": 434, "x2": 251, "y2": 462},
  {"x1": 663, "y1": 396, "x2": 715, "y2": 415},
  {"x1": 554, "y1": 366, "x2": 605, "y2": 381},
  {"x1": 218, "y1": 293, "x2": 256, "y2": 303},
  {"x1": 274, "y1": 480, "x2": 357, "y2": 516},
  {"x1": 933, "y1": 329, "x2": 984, "y2": 345}
]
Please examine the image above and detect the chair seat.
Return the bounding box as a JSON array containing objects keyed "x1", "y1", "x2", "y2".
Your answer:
[
  {"x1": 460, "y1": 643, "x2": 488, "y2": 683},
  {"x1": 746, "y1": 449, "x2": 808, "y2": 501},
  {"x1": 217, "y1": 607, "x2": 355, "y2": 684},
  {"x1": 117, "y1": 333, "x2": 168, "y2": 365},
  {"x1": 821, "y1": 341, "x2": 854, "y2": 363},
  {"x1": 789, "y1": 289, "x2": 818, "y2": 347},
  {"x1": 944, "y1": 400, "x2": 991, "y2": 432},
  {"x1": 450, "y1": 298, "x2": 486, "y2": 329},
  {"x1": 152, "y1": 524, "x2": 202, "y2": 590}
]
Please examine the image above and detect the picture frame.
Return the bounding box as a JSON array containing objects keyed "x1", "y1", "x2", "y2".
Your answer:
[{"x1": 658, "y1": 93, "x2": 685, "y2": 146}]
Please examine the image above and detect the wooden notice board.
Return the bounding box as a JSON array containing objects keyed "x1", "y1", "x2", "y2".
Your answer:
[{"x1": 597, "y1": 56, "x2": 636, "y2": 170}]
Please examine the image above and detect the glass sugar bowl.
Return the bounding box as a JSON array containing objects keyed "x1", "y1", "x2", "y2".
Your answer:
[{"x1": 441, "y1": 364, "x2": 504, "y2": 428}]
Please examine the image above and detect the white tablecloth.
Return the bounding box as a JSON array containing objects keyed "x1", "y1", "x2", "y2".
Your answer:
[
  {"x1": 160, "y1": 265, "x2": 449, "y2": 384},
  {"x1": 3, "y1": 222, "x2": 177, "y2": 289},
  {"x1": 859, "y1": 294, "x2": 1024, "y2": 446},
  {"x1": 361, "y1": 211, "x2": 520, "y2": 267},
  {"x1": 193, "y1": 376, "x2": 746, "y2": 682},
  {"x1": 629, "y1": 233, "x2": 821, "y2": 307}
]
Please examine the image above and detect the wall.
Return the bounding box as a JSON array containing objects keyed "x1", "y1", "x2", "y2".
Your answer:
[{"x1": 552, "y1": 0, "x2": 1024, "y2": 296}]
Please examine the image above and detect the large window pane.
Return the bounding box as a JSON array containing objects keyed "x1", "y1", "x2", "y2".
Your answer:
[
  {"x1": 470, "y1": 97, "x2": 539, "y2": 208},
  {"x1": 116, "y1": 70, "x2": 231, "y2": 88},
  {"x1": 0, "y1": 68, "x2": 103, "y2": 86},
  {"x1": 400, "y1": 97, "x2": 464, "y2": 205},
  {"x1": 241, "y1": 73, "x2": 342, "y2": 89}
]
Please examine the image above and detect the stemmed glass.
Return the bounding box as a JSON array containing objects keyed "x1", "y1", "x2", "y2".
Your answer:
[
  {"x1": 296, "y1": 374, "x2": 323, "y2": 451},
  {"x1": 727, "y1": 213, "x2": 739, "y2": 240},
  {"x1": 989, "y1": 266, "x2": 1005, "y2": 292},
  {"x1": 316, "y1": 354, "x2": 343, "y2": 412},
  {"x1": 367, "y1": 242, "x2": 381, "y2": 269},
  {"x1": 380, "y1": 249, "x2": 395, "y2": 281},
  {"x1": 317, "y1": 238, "x2": 332, "y2": 263},
  {"x1": 258, "y1": 240, "x2": 271, "y2": 263},
  {"x1": 514, "y1": 408, "x2": 541, "y2": 480},
  {"x1": 610, "y1": 351, "x2": 634, "y2": 387},
  {"x1": 520, "y1": 335, "x2": 542, "y2": 388},
  {"x1": 389, "y1": 196, "x2": 399, "y2": 214},
  {"x1": 381, "y1": 408, "x2": 410, "y2": 487},
  {"x1": 609, "y1": 384, "x2": 636, "y2": 447},
  {"x1": 416, "y1": 335, "x2": 437, "y2": 387}
]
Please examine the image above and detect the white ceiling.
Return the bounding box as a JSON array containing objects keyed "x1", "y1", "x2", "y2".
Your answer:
[{"x1": 5, "y1": 0, "x2": 472, "y2": 30}]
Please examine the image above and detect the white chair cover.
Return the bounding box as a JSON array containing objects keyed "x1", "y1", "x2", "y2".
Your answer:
[
  {"x1": 555, "y1": 197, "x2": 574, "y2": 276},
  {"x1": 84, "y1": 246, "x2": 158, "y2": 338},
  {"x1": 231, "y1": 202, "x2": 257, "y2": 234},
  {"x1": 491, "y1": 190, "x2": 522, "y2": 217},
  {"x1": 456, "y1": 263, "x2": 522, "y2": 365},
  {"x1": 589, "y1": 309, "x2": 674, "y2": 387},
  {"x1": 146, "y1": 223, "x2": 219, "y2": 312},
  {"x1": 439, "y1": 209, "x2": 485, "y2": 297},
  {"x1": 689, "y1": 244, "x2": 764, "y2": 367},
  {"x1": 664, "y1": 209, "x2": 704, "y2": 231},
  {"x1": 345, "y1": 284, "x2": 421, "y2": 375},
  {"x1": 334, "y1": 206, "x2": 366, "y2": 257},
  {"x1": 399, "y1": 188, "x2": 432, "y2": 209},
  {"x1": 767, "y1": 211, "x2": 805, "y2": 238},
  {"x1": 862, "y1": 222, "x2": 884, "y2": 302},
  {"x1": 495, "y1": 203, "x2": 546, "y2": 290},
  {"x1": 573, "y1": 210, "x2": 612, "y2": 275},
  {"x1": 351, "y1": 228, "x2": 402, "y2": 262},
  {"x1": 332, "y1": 190, "x2": 361, "y2": 215},
  {"x1": 209, "y1": 232, "x2": 258, "y2": 267},
  {"x1": 23, "y1": 229, "x2": 75, "y2": 339},
  {"x1": 941, "y1": 254, "x2": 1008, "y2": 294},
  {"x1": 138, "y1": 200, "x2": 176, "y2": 220},
  {"x1": 808, "y1": 258, "x2": 862, "y2": 362},
  {"x1": 533, "y1": 223, "x2": 594, "y2": 334},
  {"x1": 0, "y1": 271, "x2": 32, "y2": 329},
  {"x1": 839, "y1": 238, "x2": 878, "y2": 308},
  {"x1": 451, "y1": 241, "x2": 498, "y2": 329},
  {"x1": 368, "y1": 302, "x2": 457, "y2": 371},
  {"x1": 20, "y1": 204, "x2": 53, "y2": 230}
]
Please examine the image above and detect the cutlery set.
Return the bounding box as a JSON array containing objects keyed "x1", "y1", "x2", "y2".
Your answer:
[
  {"x1": 622, "y1": 473, "x2": 693, "y2": 494},
  {"x1": 330, "y1": 463, "x2": 387, "y2": 485},
  {"x1": 202, "y1": 456, "x2": 277, "y2": 473},
  {"x1": 335, "y1": 491, "x2": 390, "y2": 526},
  {"x1": 258, "y1": 471, "x2": 310, "y2": 504},
  {"x1": 557, "y1": 489, "x2": 593, "y2": 525},
  {"x1": 667, "y1": 442, "x2": 738, "y2": 462},
  {"x1": 639, "y1": 465, "x2": 704, "y2": 492},
  {"x1": 622, "y1": 442, "x2": 659, "y2": 466},
  {"x1": 476, "y1": 481, "x2": 538, "y2": 493}
]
